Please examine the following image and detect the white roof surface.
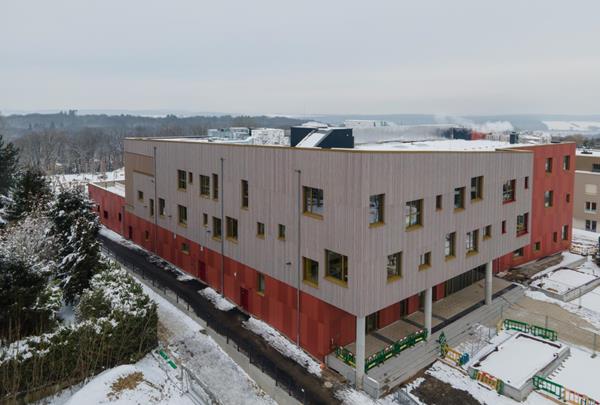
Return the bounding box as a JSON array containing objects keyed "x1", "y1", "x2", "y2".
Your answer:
[{"x1": 354, "y1": 139, "x2": 521, "y2": 152}]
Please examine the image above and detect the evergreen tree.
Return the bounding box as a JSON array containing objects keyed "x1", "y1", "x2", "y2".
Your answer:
[
  {"x1": 49, "y1": 189, "x2": 105, "y2": 304},
  {"x1": 5, "y1": 166, "x2": 51, "y2": 221},
  {"x1": 0, "y1": 134, "x2": 19, "y2": 198}
]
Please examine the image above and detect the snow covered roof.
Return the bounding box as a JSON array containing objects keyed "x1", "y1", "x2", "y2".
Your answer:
[
  {"x1": 577, "y1": 149, "x2": 600, "y2": 157},
  {"x1": 354, "y1": 139, "x2": 526, "y2": 152}
]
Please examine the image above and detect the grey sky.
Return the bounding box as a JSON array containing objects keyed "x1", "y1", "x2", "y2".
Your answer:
[{"x1": 1, "y1": 0, "x2": 599, "y2": 115}]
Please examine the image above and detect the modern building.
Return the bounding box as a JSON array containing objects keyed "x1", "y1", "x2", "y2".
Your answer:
[
  {"x1": 89, "y1": 129, "x2": 574, "y2": 389},
  {"x1": 573, "y1": 149, "x2": 600, "y2": 233}
]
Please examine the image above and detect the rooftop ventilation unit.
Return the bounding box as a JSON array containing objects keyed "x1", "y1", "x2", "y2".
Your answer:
[{"x1": 290, "y1": 126, "x2": 354, "y2": 149}]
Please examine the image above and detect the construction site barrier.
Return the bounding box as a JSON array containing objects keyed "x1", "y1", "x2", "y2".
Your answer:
[
  {"x1": 503, "y1": 319, "x2": 558, "y2": 341},
  {"x1": 470, "y1": 369, "x2": 504, "y2": 394},
  {"x1": 334, "y1": 329, "x2": 428, "y2": 372},
  {"x1": 533, "y1": 375, "x2": 599, "y2": 405},
  {"x1": 438, "y1": 332, "x2": 469, "y2": 366}
]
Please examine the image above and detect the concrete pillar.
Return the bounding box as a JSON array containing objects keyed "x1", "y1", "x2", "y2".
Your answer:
[
  {"x1": 485, "y1": 261, "x2": 493, "y2": 305},
  {"x1": 355, "y1": 316, "x2": 366, "y2": 389},
  {"x1": 424, "y1": 287, "x2": 432, "y2": 338}
]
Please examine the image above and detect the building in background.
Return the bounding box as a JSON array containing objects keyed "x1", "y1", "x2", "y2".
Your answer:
[
  {"x1": 573, "y1": 149, "x2": 600, "y2": 233},
  {"x1": 89, "y1": 129, "x2": 573, "y2": 391}
]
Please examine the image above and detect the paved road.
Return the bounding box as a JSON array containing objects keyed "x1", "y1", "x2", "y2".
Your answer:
[{"x1": 99, "y1": 234, "x2": 341, "y2": 405}]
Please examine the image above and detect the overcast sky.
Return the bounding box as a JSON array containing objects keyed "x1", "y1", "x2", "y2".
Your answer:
[{"x1": 1, "y1": 0, "x2": 599, "y2": 115}]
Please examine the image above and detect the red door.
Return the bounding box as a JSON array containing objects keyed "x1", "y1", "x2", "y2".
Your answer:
[
  {"x1": 198, "y1": 261, "x2": 207, "y2": 282},
  {"x1": 240, "y1": 287, "x2": 249, "y2": 312}
]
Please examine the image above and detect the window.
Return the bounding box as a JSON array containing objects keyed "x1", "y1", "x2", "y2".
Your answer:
[
  {"x1": 200, "y1": 175, "x2": 210, "y2": 197},
  {"x1": 563, "y1": 155, "x2": 570, "y2": 170},
  {"x1": 278, "y1": 224, "x2": 286, "y2": 240},
  {"x1": 149, "y1": 198, "x2": 154, "y2": 217},
  {"x1": 502, "y1": 220, "x2": 507, "y2": 234},
  {"x1": 118, "y1": 212, "x2": 122, "y2": 222},
  {"x1": 304, "y1": 186, "x2": 324, "y2": 217},
  {"x1": 212, "y1": 217, "x2": 222, "y2": 239},
  {"x1": 386, "y1": 252, "x2": 402, "y2": 280},
  {"x1": 241, "y1": 180, "x2": 249, "y2": 208},
  {"x1": 513, "y1": 248, "x2": 524, "y2": 257},
  {"x1": 257, "y1": 273, "x2": 265, "y2": 295},
  {"x1": 545, "y1": 157, "x2": 553, "y2": 173},
  {"x1": 405, "y1": 199, "x2": 423, "y2": 228},
  {"x1": 445, "y1": 233, "x2": 456, "y2": 258},
  {"x1": 534, "y1": 241, "x2": 541, "y2": 251},
  {"x1": 524, "y1": 176, "x2": 529, "y2": 189},
  {"x1": 418, "y1": 252, "x2": 431, "y2": 270},
  {"x1": 544, "y1": 191, "x2": 553, "y2": 208},
  {"x1": 101, "y1": 209, "x2": 108, "y2": 219},
  {"x1": 503, "y1": 180, "x2": 516, "y2": 203},
  {"x1": 177, "y1": 205, "x2": 188, "y2": 226},
  {"x1": 585, "y1": 184, "x2": 598, "y2": 195},
  {"x1": 188, "y1": 171, "x2": 193, "y2": 184},
  {"x1": 203, "y1": 213, "x2": 208, "y2": 227},
  {"x1": 159, "y1": 198, "x2": 165, "y2": 216},
  {"x1": 585, "y1": 201, "x2": 597, "y2": 213},
  {"x1": 466, "y1": 230, "x2": 479, "y2": 254},
  {"x1": 226, "y1": 217, "x2": 238, "y2": 241},
  {"x1": 137, "y1": 190, "x2": 144, "y2": 201},
  {"x1": 144, "y1": 230, "x2": 150, "y2": 241},
  {"x1": 178, "y1": 170, "x2": 187, "y2": 190},
  {"x1": 454, "y1": 187, "x2": 465, "y2": 210},
  {"x1": 212, "y1": 173, "x2": 219, "y2": 200},
  {"x1": 325, "y1": 250, "x2": 348, "y2": 285},
  {"x1": 561, "y1": 225, "x2": 569, "y2": 240},
  {"x1": 181, "y1": 242, "x2": 190, "y2": 254},
  {"x1": 257, "y1": 222, "x2": 265, "y2": 238},
  {"x1": 516, "y1": 213, "x2": 528, "y2": 236},
  {"x1": 303, "y1": 257, "x2": 319, "y2": 286},
  {"x1": 586, "y1": 220, "x2": 597, "y2": 232},
  {"x1": 470, "y1": 176, "x2": 483, "y2": 201},
  {"x1": 483, "y1": 225, "x2": 492, "y2": 239},
  {"x1": 566, "y1": 193, "x2": 570, "y2": 203},
  {"x1": 593, "y1": 164, "x2": 600, "y2": 173},
  {"x1": 553, "y1": 232, "x2": 558, "y2": 242},
  {"x1": 368, "y1": 194, "x2": 385, "y2": 225},
  {"x1": 436, "y1": 194, "x2": 443, "y2": 210}
]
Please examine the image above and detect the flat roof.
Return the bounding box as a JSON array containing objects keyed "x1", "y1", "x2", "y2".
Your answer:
[{"x1": 577, "y1": 149, "x2": 600, "y2": 157}]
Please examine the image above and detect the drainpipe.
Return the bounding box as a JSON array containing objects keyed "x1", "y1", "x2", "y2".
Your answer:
[
  {"x1": 220, "y1": 157, "x2": 225, "y2": 297},
  {"x1": 295, "y1": 169, "x2": 302, "y2": 346},
  {"x1": 153, "y1": 146, "x2": 158, "y2": 254}
]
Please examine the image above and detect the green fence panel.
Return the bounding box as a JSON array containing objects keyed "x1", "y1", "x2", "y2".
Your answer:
[
  {"x1": 533, "y1": 375, "x2": 564, "y2": 399},
  {"x1": 504, "y1": 319, "x2": 558, "y2": 341}
]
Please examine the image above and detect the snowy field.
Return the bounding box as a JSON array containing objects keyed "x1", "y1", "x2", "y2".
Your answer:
[
  {"x1": 38, "y1": 269, "x2": 275, "y2": 405},
  {"x1": 550, "y1": 345, "x2": 600, "y2": 401},
  {"x1": 471, "y1": 333, "x2": 565, "y2": 388},
  {"x1": 530, "y1": 269, "x2": 597, "y2": 294}
]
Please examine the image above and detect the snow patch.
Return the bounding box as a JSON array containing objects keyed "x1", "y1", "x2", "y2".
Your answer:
[
  {"x1": 243, "y1": 317, "x2": 322, "y2": 376},
  {"x1": 198, "y1": 287, "x2": 236, "y2": 311}
]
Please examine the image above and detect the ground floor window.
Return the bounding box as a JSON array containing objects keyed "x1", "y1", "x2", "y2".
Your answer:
[
  {"x1": 444, "y1": 265, "x2": 486, "y2": 296},
  {"x1": 586, "y1": 220, "x2": 597, "y2": 232}
]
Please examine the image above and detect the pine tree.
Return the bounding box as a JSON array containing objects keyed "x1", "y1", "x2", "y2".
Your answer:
[
  {"x1": 0, "y1": 134, "x2": 19, "y2": 198},
  {"x1": 49, "y1": 189, "x2": 105, "y2": 304},
  {"x1": 5, "y1": 166, "x2": 51, "y2": 221}
]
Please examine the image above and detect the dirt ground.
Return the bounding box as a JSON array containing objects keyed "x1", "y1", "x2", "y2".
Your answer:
[{"x1": 408, "y1": 373, "x2": 481, "y2": 405}]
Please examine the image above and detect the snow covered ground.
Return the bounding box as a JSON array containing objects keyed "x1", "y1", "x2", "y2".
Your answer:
[
  {"x1": 198, "y1": 287, "x2": 236, "y2": 311},
  {"x1": 51, "y1": 168, "x2": 125, "y2": 190},
  {"x1": 38, "y1": 268, "x2": 275, "y2": 405},
  {"x1": 531, "y1": 269, "x2": 597, "y2": 295},
  {"x1": 550, "y1": 345, "x2": 600, "y2": 401},
  {"x1": 571, "y1": 228, "x2": 598, "y2": 255}
]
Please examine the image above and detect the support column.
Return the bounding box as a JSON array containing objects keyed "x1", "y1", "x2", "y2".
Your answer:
[
  {"x1": 485, "y1": 261, "x2": 493, "y2": 305},
  {"x1": 424, "y1": 287, "x2": 432, "y2": 338},
  {"x1": 355, "y1": 316, "x2": 365, "y2": 389}
]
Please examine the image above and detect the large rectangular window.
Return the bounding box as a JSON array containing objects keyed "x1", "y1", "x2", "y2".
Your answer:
[
  {"x1": 241, "y1": 180, "x2": 249, "y2": 208},
  {"x1": 418, "y1": 252, "x2": 431, "y2": 271},
  {"x1": 203, "y1": 213, "x2": 208, "y2": 227},
  {"x1": 278, "y1": 224, "x2": 286, "y2": 240},
  {"x1": 470, "y1": 176, "x2": 483, "y2": 201},
  {"x1": 593, "y1": 164, "x2": 600, "y2": 173},
  {"x1": 257, "y1": 222, "x2": 265, "y2": 238},
  {"x1": 562, "y1": 225, "x2": 569, "y2": 240},
  {"x1": 586, "y1": 220, "x2": 597, "y2": 232},
  {"x1": 436, "y1": 194, "x2": 443, "y2": 211},
  {"x1": 386, "y1": 252, "x2": 402, "y2": 280},
  {"x1": 585, "y1": 201, "x2": 597, "y2": 213},
  {"x1": 303, "y1": 257, "x2": 319, "y2": 287},
  {"x1": 325, "y1": 250, "x2": 348, "y2": 285},
  {"x1": 445, "y1": 232, "x2": 456, "y2": 258},
  {"x1": 137, "y1": 190, "x2": 144, "y2": 201},
  {"x1": 178, "y1": 170, "x2": 187, "y2": 190},
  {"x1": 517, "y1": 213, "x2": 529, "y2": 236},
  {"x1": 159, "y1": 198, "x2": 165, "y2": 216},
  {"x1": 200, "y1": 175, "x2": 210, "y2": 197},
  {"x1": 212, "y1": 217, "x2": 222, "y2": 239},
  {"x1": 545, "y1": 157, "x2": 553, "y2": 173},
  {"x1": 177, "y1": 205, "x2": 187, "y2": 226},
  {"x1": 563, "y1": 155, "x2": 570, "y2": 170},
  {"x1": 368, "y1": 194, "x2": 384, "y2": 225},
  {"x1": 149, "y1": 198, "x2": 154, "y2": 217},
  {"x1": 503, "y1": 180, "x2": 516, "y2": 203},
  {"x1": 303, "y1": 186, "x2": 324, "y2": 217},
  {"x1": 483, "y1": 225, "x2": 492, "y2": 239},
  {"x1": 212, "y1": 173, "x2": 219, "y2": 200},
  {"x1": 544, "y1": 190, "x2": 554, "y2": 207},
  {"x1": 466, "y1": 230, "x2": 479, "y2": 254},
  {"x1": 454, "y1": 187, "x2": 465, "y2": 210},
  {"x1": 405, "y1": 199, "x2": 423, "y2": 228},
  {"x1": 226, "y1": 216, "x2": 238, "y2": 241}
]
